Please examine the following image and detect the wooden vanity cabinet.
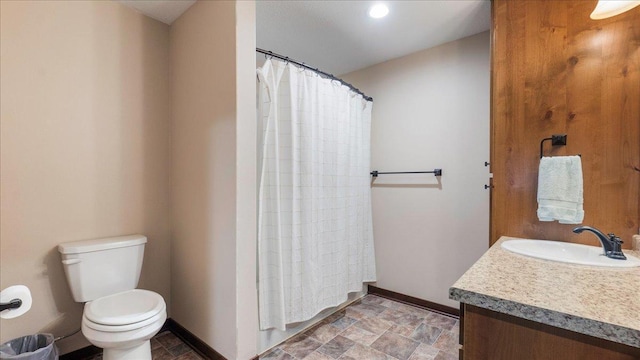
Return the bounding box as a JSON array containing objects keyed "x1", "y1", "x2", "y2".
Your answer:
[{"x1": 458, "y1": 304, "x2": 640, "y2": 360}]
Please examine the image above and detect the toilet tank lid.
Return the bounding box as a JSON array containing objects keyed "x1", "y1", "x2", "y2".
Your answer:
[{"x1": 58, "y1": 235, "x2": 147, "y2": 254}]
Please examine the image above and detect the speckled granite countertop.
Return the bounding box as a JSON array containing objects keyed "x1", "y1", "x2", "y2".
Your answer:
[{"x1": 449, "y1": 236, "x2": 640, "y2": 348}]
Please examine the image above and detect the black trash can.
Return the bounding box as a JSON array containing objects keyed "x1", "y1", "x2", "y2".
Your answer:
[{"x1": 0, "y1": 334, "x2": 58, "y2": 360}]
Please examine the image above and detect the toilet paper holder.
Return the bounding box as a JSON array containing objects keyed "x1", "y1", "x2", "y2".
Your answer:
[{"x1": 0, "y1": 299, "x2": 22, "y2": 312}]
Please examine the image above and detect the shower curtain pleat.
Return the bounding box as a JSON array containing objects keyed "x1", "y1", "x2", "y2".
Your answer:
[{"x1": 257, "y1": 59, "x2": 376, "y2": 331}]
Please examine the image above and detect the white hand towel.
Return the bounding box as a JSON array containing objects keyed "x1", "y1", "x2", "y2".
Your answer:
[{"x1": 537, "y1": 156, "x2": 584, "y2": 224}]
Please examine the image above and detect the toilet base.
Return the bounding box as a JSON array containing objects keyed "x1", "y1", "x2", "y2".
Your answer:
[
  {"x1": 82, "y1": 307, "x2": 166, "y2": 360},
  {"x1": 102, "y1": 340, "x2": 151, "y2": 360}
]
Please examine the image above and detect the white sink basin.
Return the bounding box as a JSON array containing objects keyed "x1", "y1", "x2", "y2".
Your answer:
[{"x1": 501, "y1": 239, "x2": 640, "y2": 268}]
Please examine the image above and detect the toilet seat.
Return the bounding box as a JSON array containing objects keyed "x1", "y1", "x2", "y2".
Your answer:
[{"x1": 83, "y1": 289, "x2": 165, "y2": 332}]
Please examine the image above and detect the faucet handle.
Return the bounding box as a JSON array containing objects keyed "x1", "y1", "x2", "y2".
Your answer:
[
  {"x1": 608, "y1": 233, "x2": 624, "y2": 244},
  {"x1": 607, "y1": 234, "x2": 627, "y2": 260}
]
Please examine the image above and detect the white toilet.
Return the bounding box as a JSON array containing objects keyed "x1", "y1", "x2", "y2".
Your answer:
[{"x1": 59, "y1": 234, "x2": 167, "y2": 360}]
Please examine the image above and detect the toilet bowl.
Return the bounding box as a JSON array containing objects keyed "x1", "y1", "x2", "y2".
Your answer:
[
  {"x1": 58, "y1": 235, "x2": 167, "y2": 360},
  {"x1": 81, "y1": 289, "x2": 166, "y2": 360}
]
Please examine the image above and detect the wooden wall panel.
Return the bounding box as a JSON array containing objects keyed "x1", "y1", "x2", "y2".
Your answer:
[{"x1": 491, "y1": 0, "x2": 640, "y2": 247}]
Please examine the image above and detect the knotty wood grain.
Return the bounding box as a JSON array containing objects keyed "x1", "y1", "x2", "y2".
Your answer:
[{"x1": 491, "y1": 0, "x2": 640, "y2": 247}]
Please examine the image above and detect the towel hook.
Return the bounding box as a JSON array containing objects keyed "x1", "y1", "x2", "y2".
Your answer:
[{"x1": 540, "y1": 134, "x2": 567, "y2": 158}]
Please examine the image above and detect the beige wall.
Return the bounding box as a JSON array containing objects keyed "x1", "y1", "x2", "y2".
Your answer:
[
  {"x1": 0, "y1": 0, "x2": 171, "y2": 354},
  {"x1": 235, "y1": 1, "x2": 259, "y2": 359},
  {"x1": 343, "y1": 32, "x2": 491, "y2": 308},
  {"x1": 170, "y1": 1, "x2": 258, "y2": 358}
]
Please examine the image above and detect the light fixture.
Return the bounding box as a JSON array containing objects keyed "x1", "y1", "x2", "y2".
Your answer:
[
  {"x1": 590, "y1": 0, "x2": 640, "y2": 19},
  {"x1": 368, "y1": 3, "x2": 389, "y2": 19}
]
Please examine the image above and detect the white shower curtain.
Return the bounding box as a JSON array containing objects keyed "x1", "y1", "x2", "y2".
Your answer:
[{"x1": 257, "y1": 59, "x2": 376, "y2": 331}]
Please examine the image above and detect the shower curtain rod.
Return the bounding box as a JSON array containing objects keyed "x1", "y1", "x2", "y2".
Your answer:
[{"x1": 256, "y1": 48, "x2": 373, "y2": 102}]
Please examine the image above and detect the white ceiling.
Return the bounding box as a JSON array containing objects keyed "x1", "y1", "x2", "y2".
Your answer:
[
  {"x1": 257, "y1": 0, "x2": 491, "y2": 75},
  {"x1": 115, "y1": 0, "x2": 490, "y2": 75},
  {"x1": 117, "y1": 0, "x2": 196, "y2": 25}
]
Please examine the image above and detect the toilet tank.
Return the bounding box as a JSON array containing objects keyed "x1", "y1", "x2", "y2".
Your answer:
[{"x1": 58, "y1": 235, "x2": 147, "y2": 302}]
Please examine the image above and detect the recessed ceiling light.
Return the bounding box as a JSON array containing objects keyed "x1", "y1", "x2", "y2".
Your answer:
[{"x1": 369, "y1": 3, "x2": 389, "y2": 19}]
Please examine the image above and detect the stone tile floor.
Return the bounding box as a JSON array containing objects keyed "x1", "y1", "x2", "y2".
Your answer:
[
  {"x1": 83, "y1": 331, "x2": 204, "y2": 360},
  {"x1": 260, "y1": 294, "x2": 460, "y2": 360},
  {"x1": 81, "y1": 295, "x2": 458, "y2": 360}
]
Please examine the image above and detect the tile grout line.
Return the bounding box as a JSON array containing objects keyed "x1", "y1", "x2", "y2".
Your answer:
[
  {"x1": 357, "y1": 300, "x2": 436, "y2": 359},
  {"x1": 404, "y1": 342, "x2": 420, "y2": 360}
]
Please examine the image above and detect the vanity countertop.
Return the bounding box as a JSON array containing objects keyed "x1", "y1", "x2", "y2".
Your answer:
[{"x1": 449, "y1": 236, "x2": 640, "y2": 348}]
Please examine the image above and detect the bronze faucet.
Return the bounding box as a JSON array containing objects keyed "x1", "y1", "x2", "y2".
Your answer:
[{"x1": 573, "y1": 226, "x2": 627, "y2": 260}]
